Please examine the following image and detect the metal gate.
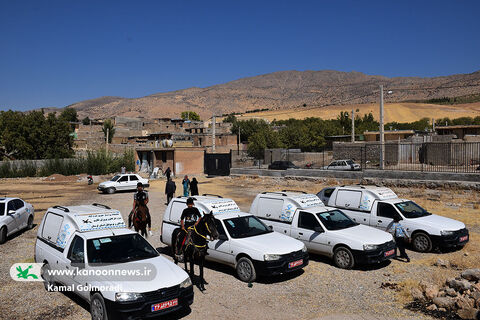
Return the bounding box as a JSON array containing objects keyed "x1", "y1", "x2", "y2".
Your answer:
[{"x1": 204, "y1": 151, "x2": 231, "y2": 176}]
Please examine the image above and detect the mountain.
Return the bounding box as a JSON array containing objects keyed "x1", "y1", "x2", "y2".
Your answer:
[{"x1": 62, "y1": 70, "x2": 480, "y2": 120}]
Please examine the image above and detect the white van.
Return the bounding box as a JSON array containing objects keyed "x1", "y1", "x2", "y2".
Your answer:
[
  {"x1": 35, "y1": 203, "x2": 193, "y2": 320},
  {"x1": 161, "y1": 195, "x2": 309, "y2": 282},
  {"x1": 318, "y1": 185, "x2": 469, "y2": 252},
  {"x1": 0, "y1": 197, "x2": 34, "y2": 244},
  {"x1": 249, "y1": 191, "x2": 395, "y2": 269}
]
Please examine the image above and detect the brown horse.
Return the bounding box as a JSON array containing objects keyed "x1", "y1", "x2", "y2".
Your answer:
[
  {"x1": 128, "y1": 205, "x2": 151, "y2": 237},
  {"x1": 173, "y1": 213, "x2": 219, "y2": 291}
]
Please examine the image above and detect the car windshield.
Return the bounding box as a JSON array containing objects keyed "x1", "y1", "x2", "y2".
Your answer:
[
  {"x1": 0, "y1": 203, "x2": 4, "y2": 216},
  {"x1": 346, "y1": 160, "x2": 354, "y2": 165},
  {"x1": 110, "y1": 175, "x2": 120, "y2": 181},
  {"x1": 224, "y1": 216, "x2": 272, "y2": 239},
  {"x1": 316, "y1": 210, "x2": 357, "y2": 230},
  {"x1": 395, "y1": 201, "x2": 431, "y2": 218},
  {"x1": 87, "y1": 234, "x2": 159, "y2": 264}
]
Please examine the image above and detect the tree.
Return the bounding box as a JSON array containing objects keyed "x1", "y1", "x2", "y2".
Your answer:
[
  {"x1": 223, "y1": 114, "x2": 237, "y2": 123},
  {"x1": 247, "y1": 127, "x2": 282, "y2": 159},
  {"x1": 82, "y1": 117, "x2": 91, "y2": 125},
  {"x1": 102, "y1": 119, "x2": 115, "y2": 143},
  {"x1": 59, "y1": 107, "x2": 79, "y2": 123},
  {"x1": 181, "y1": 111, "x2": 200, "y2": 121}
]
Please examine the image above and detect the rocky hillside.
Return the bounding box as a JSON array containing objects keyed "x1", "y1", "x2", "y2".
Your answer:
[{"x1": 55, "y1": 70, "x2": 480, "y2": 119}]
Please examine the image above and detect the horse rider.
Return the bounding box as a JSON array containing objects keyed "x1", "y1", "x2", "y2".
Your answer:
[
  {"x1": 177, "y1": 197, "x2": 202, "y2": 253},
  {"x1": 130, "y1": 182, "x2": 152, "y2": 236}
]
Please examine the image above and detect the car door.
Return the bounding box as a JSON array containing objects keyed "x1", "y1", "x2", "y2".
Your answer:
[
  {"x1": 291, "y1": 211, "x2": 329, "y2": 254},
  {"x1": 373, "y1": 202, "x2": 398, "y2": 230},
  {"x1": 128, "y1": 174, "x2": 139, "y2": 190},
  {"x1": 116, "y1": 175, "x2": 129, "y2": 190},
  {"x1": 13, "y1": 199, "x2": 28, "y2": 229},
  {"x1": 59, "y1": 235, "x2": 86, "y2": 291},
  {"x1": 5, "y1": 200, "x2": 20, "y2": 234},
  {"x1": 207, "y1": 219, "x2": 234, "y2": 265}
]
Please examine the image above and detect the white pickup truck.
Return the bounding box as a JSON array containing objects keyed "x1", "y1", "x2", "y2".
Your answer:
[
  {"x1": 318, "y1": 185, "x2": 469, "y2": 252},
  {"x1": 161, "y1": 195, "x2": 309, "y2": 282},
  {"x1": 249, "y1": 191, "x2": 396, "y2": 269},
  {"x1": 35, "y1": 203, "x2": 193, "y2": 320}
]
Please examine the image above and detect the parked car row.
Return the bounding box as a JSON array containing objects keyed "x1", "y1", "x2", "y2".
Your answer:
[
  {"x1": 27, "y1": 184, "x2": 469, "y2": 319},
  {"x1": 268, "y1": 159, "x2": 361, "y2": 171}
]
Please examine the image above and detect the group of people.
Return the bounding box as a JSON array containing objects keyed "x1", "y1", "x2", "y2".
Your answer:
[{"x1": 164, "y1": 173, "x2": 199, "y2": 204}]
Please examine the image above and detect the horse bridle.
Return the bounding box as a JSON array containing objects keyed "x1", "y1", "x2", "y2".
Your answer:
[{"x1": 188, "y1": 218, "x2": 213, "y2": 248}]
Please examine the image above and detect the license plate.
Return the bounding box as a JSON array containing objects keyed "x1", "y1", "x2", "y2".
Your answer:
[
  {"x1": 460, "y1": 235, "x2": 468, "y2": 242},
  {"x1": 384, "y1": 249, "x2": 395, "y2": 257},
  {"x1": 151, "y1": 298, "x2": 178, "y2": 312},
  {"x1": 288, "y1": 259, "x2": 303, "y2": 268}
]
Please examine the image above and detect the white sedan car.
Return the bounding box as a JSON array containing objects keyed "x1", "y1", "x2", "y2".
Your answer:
[
  {"x1": 97, "y1": 173, "x2": 149, "y2": 194},
  {"x1": 323, "y1": 159, "x2": 361, "y2": 171},
  {"x1": 0, "y1": 197, "x2": 34, "y2": 244}
]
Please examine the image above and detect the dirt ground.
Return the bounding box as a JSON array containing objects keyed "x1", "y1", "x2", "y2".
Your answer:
[{"x1": 0, "y1": 175, "x2": 479, "y2": 320}]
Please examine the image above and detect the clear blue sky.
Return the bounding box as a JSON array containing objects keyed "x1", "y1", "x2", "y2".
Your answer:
[{"x1": 1, "y1": 0, "x2": 479, "y2": 111}]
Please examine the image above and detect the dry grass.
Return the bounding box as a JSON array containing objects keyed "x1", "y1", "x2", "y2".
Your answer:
[{"x1": 232, "y1": 102, "x2": 480, "y2": 123}]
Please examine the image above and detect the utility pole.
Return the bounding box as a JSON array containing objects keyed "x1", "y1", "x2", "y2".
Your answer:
[
  {"x1": 379, "y1": 85, "x2": 385, "y2": 170},
  {"x1": 351, "y1": 108, "x2": 355, "y2": 143},
  {"x1": 212, "y1": 114, "x2": 216, "y2": 153},
  {"x1": 106, "y1": 128, "x2": 109, "y2": 153},
  {"x1": 238, "y1": 126, "x2": 241, "y2": 155},
  {"x1": 432, "y1": 118, "x2": 435, "y2": 132}
]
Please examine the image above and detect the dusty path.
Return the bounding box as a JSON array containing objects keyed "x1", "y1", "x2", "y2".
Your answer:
[{"x1": 1, "y1": 175, "x2": 479, "y2": 319}]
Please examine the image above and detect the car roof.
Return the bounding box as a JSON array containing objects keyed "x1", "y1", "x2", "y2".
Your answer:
[
  {"x1": 172, "y1": 196, "x2": 241, "y2": 215},
  {"x1": 80, "y1": 228, "x2": 136, "y2": 239},
  {"x1": 214, "y1": 211, "x2": 252, "y2": 220},
  {"x1": 0, "y1": 197, "x2": 19, "y2": 202},
  {"x1": 335, "y1": 185, "x2": 398, "y2": 200},
  {"x1": 258, "y1": 191, "x2": 325, "y2": 209},
  {"x1": 48, "y1": 204, "x2": 127, "y2": 232}
]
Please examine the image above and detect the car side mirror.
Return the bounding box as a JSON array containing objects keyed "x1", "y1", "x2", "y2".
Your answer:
[
  {"x1": 218, "y1": 234, "x2": 228, "y2": 241},
  {"x1": 314, "y1": 226, "x2": 324, "y2": 233},
  {"x1": 8, "y1": 210, "x2": 15, "y2": 215},
  {"x1": 268, "y1": 225, "x2": 273, "y2": 231},
  {"x1": 395, "y1": 215, "x2": 403, "y2": 221}
]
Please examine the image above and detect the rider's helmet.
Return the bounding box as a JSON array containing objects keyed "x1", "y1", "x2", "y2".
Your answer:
[
  {"x1": 186, "y1": 197, "x2": 194, "y2": 205},
  {"x1": 137, "y1": 182, "x2": 143, "y2": 188}
]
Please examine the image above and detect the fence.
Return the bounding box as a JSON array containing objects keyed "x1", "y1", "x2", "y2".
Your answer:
[{"x1": 334, "y1": 141, "x2": 480, "y2": 173}]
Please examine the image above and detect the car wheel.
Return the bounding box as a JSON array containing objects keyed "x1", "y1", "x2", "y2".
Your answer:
[
  {"x1": 236, "y1": 257, "x2": 256, "y2": 282},
  {"x1": 41, "y1": 263, "x2": 56, "y2": 292},
  {"x1": 333, "y1": 247, "x2": 355, "y2": 269},
  {"x1": 0, "y1": 226, "x2": 6, "y2": 244},
  {"x1": 106, "y1": 187, "x2": 115, "y2": 194},
  {"x1": 90, "y1": 293, "x2": 110, "y2": 320},
  {"x1": 412, "y1": 232, "x2": 432, "y2": 252},
  {"x1": 27, "y1": 215, "x2": 34, "y2": 230}
]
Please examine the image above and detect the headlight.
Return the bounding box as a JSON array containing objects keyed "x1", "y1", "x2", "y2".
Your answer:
[
  {"x1": 363, "y1": 244, "x2": 379, "y2": 251},
  {"x1": 179, "y1": 277, "x2": 192, "y2": 289},
  {"x1": 264, "y1": 254, "x2": 281, "y2": 261},
  {"x1": 115, "y1": 292, "x2": 144, "y2": 302},
  {"x1": 302, "y1": 245, "x2": 307, "y2": 253},
  {"x1": 440, "y1": 230, "x2": 455, "y2": 236}
]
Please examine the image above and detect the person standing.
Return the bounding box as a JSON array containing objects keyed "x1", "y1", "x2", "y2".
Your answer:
[
  {"x1": 190, "y1": 177, "x2": 199, "y2": 196},
  {"x1": 386, "y1": 216, "x2": 410, "y2": 262},
  {"x1": 165, "y1": 178, "x2": 176, "y2": 205},
  {"x1": 182, "y1": 175, "x2": 190, "y2": 197},
  {"x1": 165, "y1": 167, "x2": 171, "y2": 181}
]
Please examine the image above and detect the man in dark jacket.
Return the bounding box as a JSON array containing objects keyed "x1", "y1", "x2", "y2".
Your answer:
[
  {"x1": 190, "y1": 177, "x2": 199, "y2": 196},
  {"x1": 165, "y1": 178, "x2": 176, "y2": 205},
  {"x1": 165, "y1": 167, "x2": 171, "y2": 181}
]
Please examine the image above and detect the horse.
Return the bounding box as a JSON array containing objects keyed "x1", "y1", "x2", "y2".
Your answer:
[
  {"x1": 174, "y1": 212, "x2": 219, "y2": 291},
  {"x1": 128, "y1": 205, "x2": 150, "y2": 237}
]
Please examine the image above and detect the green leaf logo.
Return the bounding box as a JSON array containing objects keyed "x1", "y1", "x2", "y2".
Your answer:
[{"x1": 16, "y1": 265, "x2": 38, "y2": 279}]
